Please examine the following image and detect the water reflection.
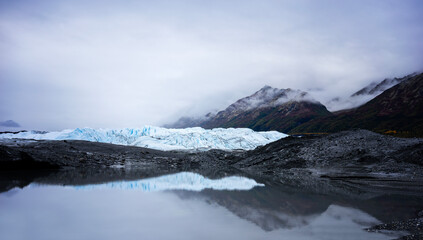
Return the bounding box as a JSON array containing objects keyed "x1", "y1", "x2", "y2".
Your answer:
[
  {"x1": 60, "y1": 172, "x2": 264, "y2": 192},
  {"x1": 0, "y1": 171, "x2": 416, "y2": 240}
]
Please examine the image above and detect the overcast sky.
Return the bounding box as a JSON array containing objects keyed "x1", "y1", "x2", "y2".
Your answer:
[{"x1": 1, "y1": 0, "x2": 423, "y2": 131}]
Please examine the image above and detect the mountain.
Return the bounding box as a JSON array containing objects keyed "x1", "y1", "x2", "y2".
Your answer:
[
  {"x1": 351, "y1": 73, "x2": 416, "y2": 97},
  {"x1": 325, "y1": 73, "x2": 416, "y2": 111},
  {"x1": 163, "y1": 115, "x2": 212, "y2": 129},
  {"x1": 167, "y1": 86, "x2": 332, "y2": 133},
  {"x1": 166, "y1": 72, "x2": 422, "y2": 136},
  {"x1": 291, "y1": 72, "x2": 423, "y2": 136},
  {"x1": 0, "y1": 120, "x2": 20, "y2": 128},
  {"x1": 0, "y1": 126, "x2": 287, "y2": 151}
]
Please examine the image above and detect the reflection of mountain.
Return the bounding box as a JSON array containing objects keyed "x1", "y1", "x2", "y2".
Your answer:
[
  {"x1": 0, "y1": 182, "x2": 403, "y2": 240},
  {"x1": 195, "y1": 185, "x2": 331, "y2": 231},
  {"x1": 3, "y1": 170, "x2": 423, "y2": 233},
  {"x1": 176, "y1": 179, "x2": 423, "y2": 232},
  {"x1": 173, "y1": 179, "x2": 344, "y2": 231}
]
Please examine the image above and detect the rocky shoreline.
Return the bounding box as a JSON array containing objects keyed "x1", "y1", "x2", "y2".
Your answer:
[
  {"x1": 366, "y1": 212, "x2": 423, "y2": 240},
  {"x1": 1, "y1": 129, "x2": 423, "y2": 239}
]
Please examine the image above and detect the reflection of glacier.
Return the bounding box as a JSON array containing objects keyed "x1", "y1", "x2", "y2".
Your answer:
[
  {"x1": 0, "y1": 126, "x2": 286, "y2": 151},
  {"x1": 72, "y1": 172, "x2": 264, "y2": 192}
]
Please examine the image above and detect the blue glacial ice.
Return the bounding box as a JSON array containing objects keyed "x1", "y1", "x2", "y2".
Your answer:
[
  {"x1": 64, "y1": 172, "x2": 264, "y2": 192},
  {"x1": 0, "y1": 126, "x2": 287, "y2": 151}
]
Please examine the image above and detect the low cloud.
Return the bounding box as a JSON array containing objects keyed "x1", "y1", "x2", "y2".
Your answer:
[{"x1": 1, "y1": 0, "x2": 422, "y2": 130}]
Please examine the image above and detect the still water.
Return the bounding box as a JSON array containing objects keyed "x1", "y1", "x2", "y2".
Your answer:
[{"x1": 0, "y1": 172, "x2": 418, "y2": 240}]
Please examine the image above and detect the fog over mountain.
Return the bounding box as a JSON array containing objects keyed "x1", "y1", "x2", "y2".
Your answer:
[
  {"x1": 1, "y1": 0, "x2": 423, "y2": 130},
  {"x1": 222, "y1": 86, "x2": 318, "y2": 112},
  {"x1": 324, "y1": 73, "x2": 418, "y2": 111}
]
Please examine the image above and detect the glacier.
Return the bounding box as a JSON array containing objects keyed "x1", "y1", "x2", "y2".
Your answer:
[
  {"x1": 32, "y1": 172, "x2": 264, "y2": 192},
  {"x1": 0, "y1": 126, "x2": 287, "y2": 151}
]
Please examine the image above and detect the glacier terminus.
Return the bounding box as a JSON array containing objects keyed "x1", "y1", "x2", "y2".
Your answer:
[{"x1": 0, "y1": 126, "x2": 287, "y2": 151}]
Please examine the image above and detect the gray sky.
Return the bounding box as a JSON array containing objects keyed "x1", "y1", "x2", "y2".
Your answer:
[{"x1": 1, "y1": 0, "x2": 423, "y2": 131}]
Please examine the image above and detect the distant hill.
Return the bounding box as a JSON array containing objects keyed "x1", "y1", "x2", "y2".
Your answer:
[
  {"x1": 291, "y1": 73, "x2": 423, "y2": 137},
  {"x1": 0, "y1": 120, "x2": 20, "y2": 128}
]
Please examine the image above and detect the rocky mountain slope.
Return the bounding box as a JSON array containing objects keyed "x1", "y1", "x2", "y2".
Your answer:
[
  {"x1": 168, "y1": 86, "x2": 332, "y2": 133},
  {"x1": 326, "y1": 73, "x2": 416, "y2": 111},
  {"x1": 292, "y1": 72, "x2": 423, "y2": 136},
  {"x1": 167, "y1": 72, "x2": 423, "y2": 137}
]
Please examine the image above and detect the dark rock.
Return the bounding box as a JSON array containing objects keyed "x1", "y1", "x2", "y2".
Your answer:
[{"x1": 0, "y1": 145, "x2": 60, "y2": 170}]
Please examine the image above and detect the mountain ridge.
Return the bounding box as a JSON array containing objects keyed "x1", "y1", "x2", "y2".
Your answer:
[
  {"x1": 166, "y1": 86, "x2": 331, "y2": 133},
  {"x1": 165, "y1": 72, "x2": 423, "y2": 137},
  {"x1": 291, "y1": 73, "x2": 423, "y2": 136}
]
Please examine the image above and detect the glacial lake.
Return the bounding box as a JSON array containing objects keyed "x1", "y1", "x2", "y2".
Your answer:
[{"x1": 1, "y1": 171, "x2": 422, "y2": 240}]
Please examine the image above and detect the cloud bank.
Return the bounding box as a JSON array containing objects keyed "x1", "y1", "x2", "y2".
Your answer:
[{"x1": 1, "y1": 0, "x2": 423, "y2": 130}]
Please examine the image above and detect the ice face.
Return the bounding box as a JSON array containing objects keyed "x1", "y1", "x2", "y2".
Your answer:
[
  {"x1": 32, "y1": 172, "x2": 265, "y2": 192},
  {"x1": 0, "y1": 126, "x2": 287, "y2": 151}
]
